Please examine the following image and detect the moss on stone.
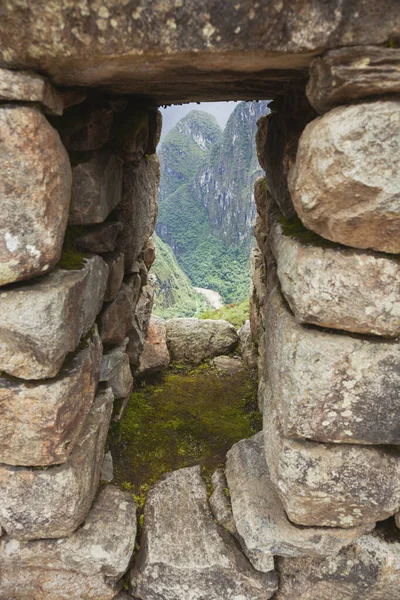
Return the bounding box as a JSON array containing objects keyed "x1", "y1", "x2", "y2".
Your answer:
[
  {"x1": 56, "y1": 226, "x2": 91, "y2": 270},
  {"x1": 279, "y1": 215, "x2": 341, "y2": 248}
]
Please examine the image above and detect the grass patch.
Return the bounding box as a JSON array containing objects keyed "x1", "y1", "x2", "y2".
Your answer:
[{"x1": 200, "y1": 298, "x2": 250, "y2": 329}]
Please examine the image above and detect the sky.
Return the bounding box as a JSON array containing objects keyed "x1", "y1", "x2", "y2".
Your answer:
[{"x1": 159, "y1": 102, "x2": 239, "y2": 140}]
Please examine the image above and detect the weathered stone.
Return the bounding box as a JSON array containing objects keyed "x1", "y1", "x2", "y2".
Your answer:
[
  {"x1": 146, "y1": 109, "x2": 163, "y2": 155},
  {"x1": 264, "y1": 402, "x2": 400, "y2": 528},
  {"x1": 254, "y1": 177, "x2": 270, "y2": 232},
  {"x1": 74, "y1": 221, "x2": 122, "y2": 253},
  {"x1": 209, "y1": 468, "x2": 237, "y2": 536},
  {"x1": 255, "y1": 115, "x2": 268, "y2": 170},
  {"x1": 130, "y1": 466, "x2": 278, "y2": 599},
  {"x1": 1, "y1": 2, "x2": 398, "y2": 104},
  {"x1": 0, "y1": 485, "x2": 136, "y2": 600},
  {"x1": 166, "y1": 318, "x2": 239, "y2": 365},
  {"x1": 263, "y1": 94, "x2": 315, "y2": 218},
  {"x1": 275, "y1": 524, "x2": 400, "y2": 600},
  {"x1": 127, "y1": 321, "x2": 146, "y2": 368},
  {"x1": 0, "y1": 327, "x2": 102, "y2": 467},
  {"x1": 101, "y1": 451, "x2": 114, "y2": 483},
  {"x1": 60, "y1": 87, "x2": 87, "y2": 109},
  {"x1": 142, "y1": 237, "x2": 156, "y2": 269},
  {"x1": 270, "y1": 217, "x2": 400, "y2": 337},
  {"x1": 0, "y1": 67, "x2": 63, "y2": 114},
  {"x1": 56, "y1": 103, "x2": 114, "y2": 151},
  {"x1": 307, "y1": 46, "x2": 400, "y2": 114},
  {"x1": 103, "y1": 252, "x2": 125, "y2": 302},
  {"x1": 112, "y1": 105, "x2": 149, "y2": 163},
  {"x1": 116, "y1": 155, "x2": 160, "y2": 272},
  {"x1": 238, "y1": 320, "x2": 258, "y2": 369},
  {"x1": 289, "y1": 100, "x2": 400, "y2": 253},
  {"x1": 266, "y1": 283, "x2": 400, "y2": 445},
  {"x1": 396, "y1": 513, "x2": 400, "y2": 529},
  {"x1": 112, "y1": 394, "x2": 132, "y2": 423},
  {"x1": 137, "y1": 316, "x2": 170, "y2": 376},
  {"x1": 0, "y1": 105, "x2": 72, "y2": 286},
  {"x1": 69, "y1": 150, "x2": 123, "y2": 225},
  {"x1": 0, "y1": 387, "x2": 113, "y2": 540},
  {"x1": 115, "y1": 594, "x2": 133, "y2": 600},
  {"x1": 135, "y1": 284, "x2": 154, "y2": 333},
  {"x1": 0, "y1": 256, "x2": 108, "y2": 379},
  {"x1": 226, "y1": 433, "x2": 374, "y2": 568},
  {"x1": 125, "y1": 272, "x2": 142, "y2": 308},
  {"x1": 100, "y1": 342, "x2": 133, "y2": 399},
  {"x1": 98, "y1": 284, "x2": 134, "y2": 345},
  {"x1": 212, "y1": 355, "x2": 245, "y2": 374}
]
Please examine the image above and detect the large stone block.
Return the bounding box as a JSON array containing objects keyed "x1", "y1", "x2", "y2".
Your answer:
[
  {"x1": 100, "y1": 340, "x2": 133, "y2": 399},
  {"x1": 55, "y1": 103, "x2": 114, "y2": 151},
  {"x1": 116, "y1": 155, "x2": 160, "y2": 272},
  {"x1": 0, "y1": 485, "x2": 136, "y2": 600},
  {"x1": 0, "y1": 105, "x2": 71, "y2": 286},
  {"x1": 0, "y1": 327, "x2": 102, "y2": 467},
  {"x1": 146, "y1": 109, "x2": 163, "y2": 155},
  {"x1": 69, "y1": 150, "x2": 123, "y2": 225},
  {"x1": 112, "y1": 105, "x2": 149, "y2": 163},
  {"x1": 103, "y1": 252, "x2": 125, "y2": 302},
  {"x1": 289, "y1": 100, "x2": 400, "y2": 253},
  {"x1": 226, "y1": 433, "x2": 374, "y2": 567},
  {"x1": 74, "y1": 221, "x2": 122, "y2": 253},
  {"x1": 307, "y1": 46, "x2": 400, "y2": 114},
  {"x1": 130, "y1": 466, "x2": 278, "y2": 600},
  {"x1": 265, "y1": 284, "x2": 400, "y2": 445},
  {"x1": 270, "y1": 217, "x2": 400, "y2": 337},
  {"x1": 98, "y1": 283, "x2": 134, "y2": 345},
  {"x1": 264, "y1": 403, "x2": 400, "y2": 528},
  {"x1": 166, "y1": 318, "x2": 238, "y2": 365},
  {"x1": 137, "y1": 316, "x2": 170, "y2": 376},
  {"x1": 0, "y1": 67, "x2": 63, "y2": 114},
  {"x1": 0, "y1": 255, "x2": 108, "y2": 379},
  {"x1": 275, "y1": 525, "x2": 400, "y2": 600},
  {"x1": 0, "y1": 387, "x2": 113, "y2": 540}
]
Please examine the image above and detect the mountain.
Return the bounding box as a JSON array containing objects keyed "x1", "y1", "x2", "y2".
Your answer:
[{"x1": 156, "y1": 101, "x2": 270, "y2": 306}]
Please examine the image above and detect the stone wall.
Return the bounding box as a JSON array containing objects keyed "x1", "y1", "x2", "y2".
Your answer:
[
  {"x1": 249, "y1": 46, "x2": 400, "y2": 598},
  {"x1": 0, "y1": 71, "x2": 161, "y2": 598}
]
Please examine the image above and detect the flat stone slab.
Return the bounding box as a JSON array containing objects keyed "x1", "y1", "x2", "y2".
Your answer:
[
  {"x1": 0, "y1": 255, "x2": 108, "y2": 379},
  {"x1": 130, "y1": 465, "x2": 278, "y2": 600},
  {"x1": 275, "y1": 525, "x2": 400, "y2": 600},
  {"x1": 0, "y1": 387, "x2": 113, "y2": 540},
  {"x1": 0, "y1": 327, "x2": 102, "y2": 466},
  {"x1": 289, "y1": 100, "x2": 400, "y2": 253},
  {"x1": 0, "y1": 485, "x2": 136, "y2": 600},
  {"x1": 0, "y1": 67, "x2": 63, "y2": 114},
  {"x1": 226, "y1": 433, "x2": 374, "y2": 564},
  {"x1": 265, "y1": 282, "x2": 400, "y2": 445},
  {"x1": 270, "y1": 216, "x2": 400, "y2": 337},
  {"x1": 264, "y1": 401, "x2": 400, "y2": 528},
  {"x1": 166, "y1": 318, "x2": 238, "y2": 365},
  {"x1": 0, "y1": 105, "x2": 71, "y2": 286},
  {"x1": 307, "y1": 46, "x2": 400, "y2": 114},
  {"x1": 212, "y1": 355, "x2": 245, "y2": 374}
]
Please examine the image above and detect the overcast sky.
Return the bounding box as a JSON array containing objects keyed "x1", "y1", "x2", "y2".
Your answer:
[{"x1": 159, "y1": 102, "x2": 239, "y2": 140}]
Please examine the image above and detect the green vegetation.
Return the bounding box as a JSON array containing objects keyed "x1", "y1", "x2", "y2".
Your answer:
[
  {"x1": 56, "y1": 226, "x2": 91, "y2": 270},
  {"x1": 200, "y1": 298, "x2": 250, "y2": 329},
  {"x1": 108, "y1": 363, "x2": 261, "y2": 511},
  {"x1": 279, "y1": 215, "x2": 342, "y2": 248}
]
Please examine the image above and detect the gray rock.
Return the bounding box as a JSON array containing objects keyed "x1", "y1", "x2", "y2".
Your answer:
[
  {"x1": 146, "y1": 109, "x2": 163, "y2": 155},
  {"x1": 270, "y1": 217, "x2": 400, "y2": 337},
  {"x1": 116, "y1": 155, "x2": 160, "y2": 272},
  {"x1": 137, "y1": 316, "x2": 170, "y2": 376},
  {"x1": 0, "y1": 327, "x2": 102, "y2": 467},
  {"x1": 226, "y1": 433, "x2": 374, "y2": 566},
  {"x1": 396, "y1": 513, "x2": 400, "y2": 529},
  {"x1": 112, "y1": 105, "x2": 149, "y2": 163},
  {"x1": 1, "y1": 2, "x2": 398, "y2": 103},
  {"x1": 307, "y1": 46, "x2": 400, "y2": 114},
  {"x1": 275, "y1": 525, "x2": 400, "y2": 600},
  {"x1": 98, "y1": 283, "x2": 135, "y2": 345},
  {"x1": 69, "y1": 150, "x2": 123, "y2": 225},
  {"x1": 142, "y1": 237, "x2": 156, "y2": 269},
  {"x1": 0, "y1": 387, "x2": 114, "y2": 540},
  {"x1": 212, "y1": 355, "x2": 245, "y2": 375},
  {"x1": 101, "y1": 451, "x2": 114, "y2": 483},
  {"x1": 265, "y1": 282, "x2": 400, "y2": 445},
  {"x1": 0, "y1": 67, "x2": 63, "y2": 114},
  {"x1": 166, "y1": 318, "x2": 239, "y2": 365},
  {"x1": 127, "y1": 321, "x2": 146, "y2": 368},
  {"x1": 0, "y1": 485, "x2": 136, "y2": 600},
  {"x1": 114, "y1": 594, "x2": 134, "y2": 600},
  {"x1": 134, "y1": 284, "x2": 154, "y2": 334},
  {"x1": 264, "y1": 402, "x2": 400, "y2": 528},
  {"x1": 124, "y1": 272, "x2": 142, "y2": 308},
  {"x1": 100, "y1": 345, "x2": 133, "y2": 399},
  {"x1": 255, "y1": 115, "x2": 268, "y2": 170},
  {"x1": 238, "y1": 320, "x2": 258, "y2": 369},
  {"x1": 209, "y1": 468, "x2": 237, "y2": 536},
  {"x1": 130, "y1": 465, "x2": 278, "y2": 600},
  {"x1": 289, "y1": 100, "x2": 400, "y2": 253},
  {"x1": 0, "y1": 256, "x2": 108, "y2": 379},
  {"x1": 56, "y1": 103, "x2": 114, "y2": 151},
  {"x1": 0, "y1": 105, "x2": 71, "y2": 286},
  {"x1": 103, "y1": 252, "x2": 125, "y2": 302},
  {"x1": 74, "y1": 221, "x2": 122, "y2": 253}
]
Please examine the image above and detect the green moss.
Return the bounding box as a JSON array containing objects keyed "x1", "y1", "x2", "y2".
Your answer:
[
  {"x1": 57, "y1": 226, "x2": 91, "y2": 270},
  {"x1": 108, "y1": 364, "x2": 261, "y2": 511},
  {"x1": 279, "y1": 216, "x2": 341, "y2": 248}
]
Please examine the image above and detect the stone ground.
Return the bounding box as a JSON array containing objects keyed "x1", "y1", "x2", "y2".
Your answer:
[{"x1": 107, "y1": 361, "x2": 261, "y2": 509}]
